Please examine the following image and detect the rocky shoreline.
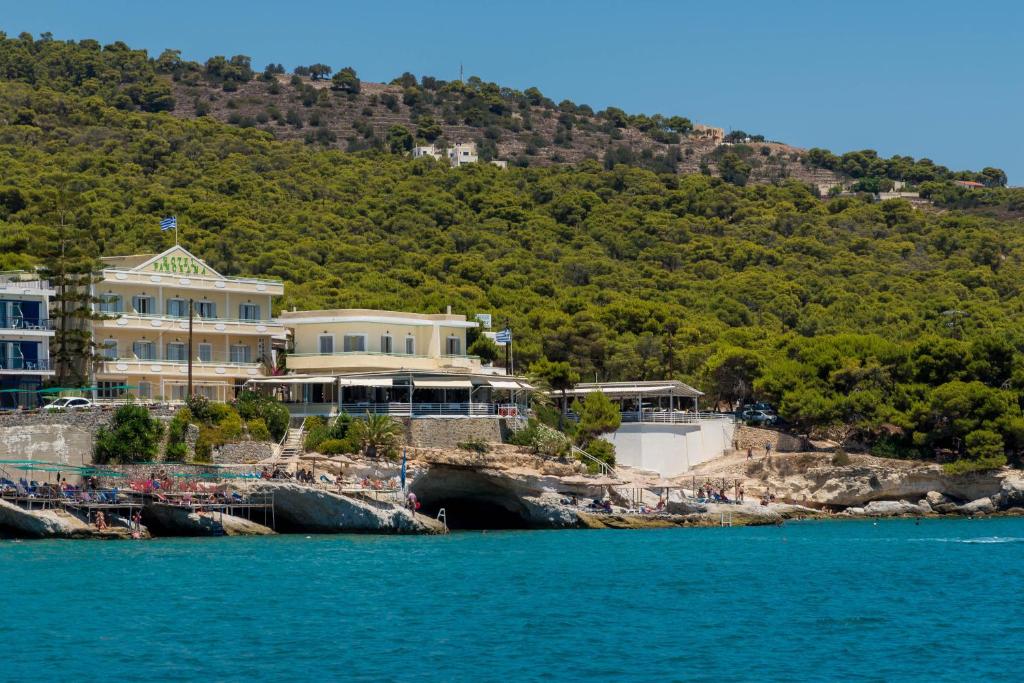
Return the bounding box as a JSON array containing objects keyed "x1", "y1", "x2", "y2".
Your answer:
[{"x1": 4, "y1": 445, "x2": 1023, "y2": 539}]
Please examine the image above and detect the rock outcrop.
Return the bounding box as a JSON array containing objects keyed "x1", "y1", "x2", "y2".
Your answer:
[
  {"x1": 0, "y1": 499, "x2": 141, "y2": 539},
  {"x1": 252, "y1": 481, "x2": 444, "y2": 534},
  {"x1": 142, "y1": 502, "x2": 275, "y2": 536}
]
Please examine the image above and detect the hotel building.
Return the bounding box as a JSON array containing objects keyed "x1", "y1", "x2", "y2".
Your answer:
[
  {"x1": 0, "y1": 272, "x2": 56, "y2": 409},
  {"x1": 256, "y1": 308, "x2": 530, "y2": 416},
  {"x1": 90, "y1": 246, "x2": 284, "y2": 402}
]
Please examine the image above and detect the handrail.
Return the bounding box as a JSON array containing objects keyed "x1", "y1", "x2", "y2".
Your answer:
[{"x1": 571, "y1": 445, "x2": 619, "y2": 478}]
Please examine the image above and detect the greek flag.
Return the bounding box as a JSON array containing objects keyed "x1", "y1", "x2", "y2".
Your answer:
[
  {"x1": 495, "y1": 328, "x2": 512, "y2": 344},
  {"x1": 160, "y1": 216, "x2": 177, "y2": 231}
]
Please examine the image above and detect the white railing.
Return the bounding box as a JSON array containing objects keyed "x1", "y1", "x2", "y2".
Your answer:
[
  {"x1": 572, "y1": 445, "x2": 618, "y2": 478},
  {"x1": 619, "y1": 410, "x2": 736, "y2": 424}
]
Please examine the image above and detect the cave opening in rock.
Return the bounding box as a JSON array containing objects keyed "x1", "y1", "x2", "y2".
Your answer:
[{"x1": 419, "y1": 497, "x2": 529, "y2": 530}]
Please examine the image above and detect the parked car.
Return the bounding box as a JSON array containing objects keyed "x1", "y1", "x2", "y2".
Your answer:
[
  {"x1": 43, "y1": 397, "x2": 94, "y2": 411},
  {"x1": 742, "y1": 409, "x2": 778, "y2": 426}
]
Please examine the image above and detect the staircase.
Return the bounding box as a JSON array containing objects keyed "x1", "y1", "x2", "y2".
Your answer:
[{"x1": 278, "y1": 424, "x2": 305, "y2": 460}]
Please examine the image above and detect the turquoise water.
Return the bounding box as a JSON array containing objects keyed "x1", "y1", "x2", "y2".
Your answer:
[{"x1": 2, "y1": 519, "x2": 1023, "y2": 682}]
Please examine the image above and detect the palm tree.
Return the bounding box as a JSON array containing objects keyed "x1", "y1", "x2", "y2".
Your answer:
[{"x1": 351, "y1": 412, "x2": 404, "y2": 459}]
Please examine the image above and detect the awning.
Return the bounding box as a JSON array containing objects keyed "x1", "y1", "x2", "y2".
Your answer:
[
  {"x1": 337, "y1": 378, "x2": 394, "y2": 387},
  {"x1": 247, "y1": 375, "x2": 336, "y2": 385},
  {"x1": 414, "y1": 379, "x2": 473, "y2": 389},
  {"x1": 488, "y1": 379, "x2": 529, "y2": 390}
]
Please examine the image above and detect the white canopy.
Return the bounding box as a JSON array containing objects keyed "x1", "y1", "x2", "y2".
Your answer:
[
  {"x1": 247, "y1": 375, "x2": 336, "y2": 385},
  {"x1": 488, "y1": 379, "x2": 532, "y2": 390},
  {"x1": 337, "y1": 377, "x2": 393, "y2": 387},
  {"x1": 414, "y1": 379, "x2": 473, "y2": 389}
]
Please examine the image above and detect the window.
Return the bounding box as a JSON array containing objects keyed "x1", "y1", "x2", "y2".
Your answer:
[
  {"x1": 343, "y1": 335, "x2": 366, "y2": 352},
  {"x1": 380, "y1": 335, "x2": 393, "y2": 354},
  {"x1": 166, "y1": 342, "x2": 187, "y2": 362},
  {"x1": 132, "y1": 341, "x2": 155, "y2": 360},
  {"x1": 239, "y1": 303, "x2": 260, "y2": 321},
  {"x1": 197, "y1": 343, "x2": 213, "y2": 362},
  {"x1": 98, "y1": 294, "x2": 122, "y2": 314},
  {"x1": 166, "y1": 298, "x2": 188, "y2": 318},
  {"x1": 97, "y1": 381, "x2": 126, "y2": 400},
  {"x1": 230, "y1": 344, "x2": 251, "y2": 363},
  {"x1": 319, "y1": 335, "x2": 334, "y2": 354},
  {"x1": 131, "y1": 295, "x2": 154, "y2": 315},
  {"x1": 195, "y1": 301, "x2": 216, "y2": 318},
  {"x1": 446, "y1": 337, "x2": 462, "y2": 355},
  {"x1": 138, "y1": 382, "x2": 152, "y2": 399},
  {"x1": 405, "y1": 336, "x2": 415, "y2": 355},
  {"x1": 100, "y1": 340, "x2": 117, "y2": 360}
]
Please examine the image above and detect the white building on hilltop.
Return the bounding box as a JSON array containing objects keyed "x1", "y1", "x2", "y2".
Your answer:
[{"x1": 413, "y1": 141, "x2": 504, "y2": 169}]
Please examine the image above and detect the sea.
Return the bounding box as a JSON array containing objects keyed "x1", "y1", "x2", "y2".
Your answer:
[{"x1": 2, "y1": 518, "x2": 1023, "y2": 682}]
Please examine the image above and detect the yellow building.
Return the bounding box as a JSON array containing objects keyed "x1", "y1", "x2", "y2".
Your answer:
[
  {"x1": 91, "y1": 246, "x2": 284, "y2": 402},
  {"x1": 280, "y1": 308, "x2": 482, "y2": 375},
  {"x1": 260, "y1": 308, "x2": 530, "y2": 416}
]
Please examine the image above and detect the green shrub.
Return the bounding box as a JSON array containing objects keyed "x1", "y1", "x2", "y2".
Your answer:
[
  {"x1": 165, "y1": 442, "x2": 188, "y2": 461},
  {"x1": 316, "y1": 437, "x2": 359, "y2": 455},
  {"x1": 965, "y1": 429, "x2": 1004, "y2": 461},
  {"x1": 217, "y1": 410, "x2": 244, "y2": 440},
  {"x1": 509, "y1": 418, "x2": 570, "y2": 457},
  {"x1": 580, "y1": 438, "x2": 615, "y2": 473},
  {"x1": 330, "y1": 413, "x2": 353, "y2": 440},
  {"x1": 943, "y1": 454, "x2": 1007, "y2": 475},
  {"x1": 234, "y1": 390, "x2": 291, "y2": 440},
  {"x1": 304, "y1": 424, "x2": 330, "y2": 451},
  {"x1": 247, "y1": 418, "x2": 271, "y2": 441},
  {"x1": 186, "y1": 394, "x2": 212, "y2": 421},
  {"x1": 831, "y1": 449, "x2": 851, "y2": 466},
  {"x1": 457, "y1": 438, "x2": 490, "y2": 453},
  {"x1": 94, "y1": 404, "x2": 165, "y2": 464}
]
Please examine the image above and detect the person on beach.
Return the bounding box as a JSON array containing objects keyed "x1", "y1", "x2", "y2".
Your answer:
[
  {"x1": 764, "y1": 442, "x2": 772, "y2": 459},
  {"x1": 95, "y1": 511, "x2": 107, "y2": 530},
  {"x1": 746, "y1": 447, "x2": 753, "y2": 460},
  {"x1": 406, "y1": 491, "x2": 418, "y2": 513}
]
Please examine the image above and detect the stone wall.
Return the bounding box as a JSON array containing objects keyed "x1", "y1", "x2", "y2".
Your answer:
[
  {"x1": 734, "y1": 425, "x2": 806, "y2": 453},
  {"x1": 214, "y1": 441, "x2": 276, "y2": 464},
  {"x1": 406, "y1": 418, "x2": 504, "y2": 449}
]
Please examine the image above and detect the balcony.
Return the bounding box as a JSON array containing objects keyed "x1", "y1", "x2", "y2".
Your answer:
[
  {"x1": 0, "y1": 274, "x2": 55, "y2": 295},
  {"x1": 286, "y1": 401, "x2": 526, "y2": 418},
  {"x1": 101, "y1": 268, "x2": 284, "y2": 296},
  {"x1": 0, "y1": 318, "x2": 54, "y2": 333},
  {"x1": 0, "y1": 358, "x2": 53, "y2": 374},
  {"x1": 96, "y1": 313, "x2": 284, "y2": 336},
  {"x1": 98, "y1": 355, "x2": 265, "y2": 379},
  {"x1": 288, "y1": 351, "x2": 482, "y2": 373}
]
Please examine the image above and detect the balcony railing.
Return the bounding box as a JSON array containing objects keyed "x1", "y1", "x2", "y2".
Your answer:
[
  {"x1": 0, "y1": 318, "x2": 53, "y2": 331},
  {"x1": 339, "y1": 402, "x2": 520, "y2": 417},
  {"x1": 565, "y1": 410, "x2": 734, "y2": 424},
  {"x1": 0, "y1": 358, "x2": 51, "y2": 371},
  {"x1": 103, "y1": 355, "x2": 261, "y2": 367},
  {"x1": 0, "y1": 274, "x2": 51, "y2": 289},
  {"x1": 291, "y1": 351, "x2": 479, "y2": 361},
  {"x1": 99, "y1": 312, "x2": 279, "y2": 327}
]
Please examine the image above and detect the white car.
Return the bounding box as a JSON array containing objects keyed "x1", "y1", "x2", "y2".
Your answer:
[{"x1": 43, "y1": 397, "x2": 95, "y2": 411}]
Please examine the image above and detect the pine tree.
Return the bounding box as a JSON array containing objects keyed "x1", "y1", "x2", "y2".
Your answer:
[{"x1": 36, "y1": 178, "x2": 103, "y2": 387}]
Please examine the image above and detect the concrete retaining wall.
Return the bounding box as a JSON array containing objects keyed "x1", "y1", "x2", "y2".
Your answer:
[{"x1": 601, "y1": 419, "x2": 736, "y2": 477}]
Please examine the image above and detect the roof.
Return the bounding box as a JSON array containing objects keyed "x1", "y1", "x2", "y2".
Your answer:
[
  {"x1": 278, "y1": 308, "x2": 477, "y2": 328},
  {"x1": 550, "y1": 380, "x2": 703, "y2": 399},
  {"x1": 245, "y1": 369, "x2": 533, "y2": 389},
  {"x1": 99, "y1": 253, "x2": 155, "y2": 269}
]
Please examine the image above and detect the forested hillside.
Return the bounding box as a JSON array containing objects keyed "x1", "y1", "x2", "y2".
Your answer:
[{"x1": 1, "y1": 31, "x2": 1023, "y2": 469}]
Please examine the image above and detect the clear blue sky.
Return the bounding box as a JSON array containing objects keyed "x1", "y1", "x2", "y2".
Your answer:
[{"x1": 4, "y1": 0, "x2": 1022, "y2": 182}]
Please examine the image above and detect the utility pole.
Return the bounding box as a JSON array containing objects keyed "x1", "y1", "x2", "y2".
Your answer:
[{"x1": 187, "y1": 298, "x2": 194, "y2": 398}]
